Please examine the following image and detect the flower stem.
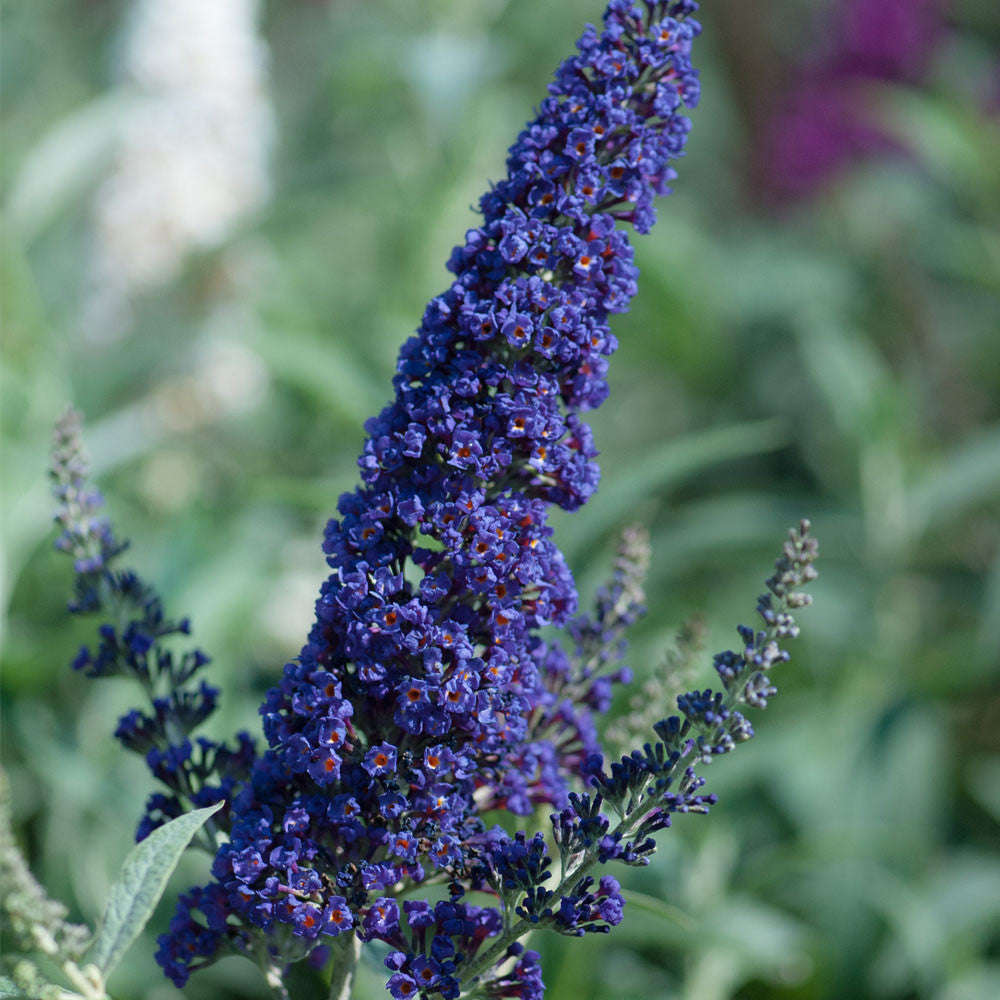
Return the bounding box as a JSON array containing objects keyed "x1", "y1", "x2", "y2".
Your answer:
[
  {"x1": 263, "y1": 959, "x2": 290, "y2": 1000},
  {"x1": 327, "y1": 933, "x2": 360, "y2": 1000}
]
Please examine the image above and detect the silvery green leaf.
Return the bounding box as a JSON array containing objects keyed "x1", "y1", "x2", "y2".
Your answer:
[
  {"x1": 562, "y1": 418, "x2": 786, "y2": 561},
  {"x1": 622, "y1": 889, "x2": 695, "y2": 931},
  {"x1": 4, "y1": 93, "x2": 135, "y2": 244},
  {"x1": 87, "y1": 802, "x2": 222, "y2": 977}
]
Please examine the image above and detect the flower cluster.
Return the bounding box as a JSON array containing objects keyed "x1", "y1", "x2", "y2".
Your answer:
[
  {"x1": 378, "y1": 899, "x2": 503, "y2": 1000},
  {"x1": 50, "y1": 5, "x2": 819, "y2": 1000},
  {"x1": 50, "y1": 408, "x2": 256, "y2": 849},
  {"x1": 179, "y1": 1, "x2": 704, "y2": 984}
]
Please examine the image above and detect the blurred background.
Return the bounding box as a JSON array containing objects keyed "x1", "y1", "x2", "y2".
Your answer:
[{"x1": 2, "y1": 0, "x2": 999, "y2": 998}]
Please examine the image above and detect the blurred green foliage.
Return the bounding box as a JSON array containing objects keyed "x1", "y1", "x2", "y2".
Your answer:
[{"x1": 2, "y1": 1, "x2": 999, "y2": 999}]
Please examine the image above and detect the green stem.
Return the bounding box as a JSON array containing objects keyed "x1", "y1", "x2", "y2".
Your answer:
[
  {"x1": 263, "y1": 959, "x2": 291, "y2": 1000},
  {"x1": 327, "y1": 933, "x2": 361, "y2": 1000}
]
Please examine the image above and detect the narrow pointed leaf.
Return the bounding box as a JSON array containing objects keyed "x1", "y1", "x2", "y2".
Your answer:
[
  {"x1": 87, "y1": 802, "x2": 222, "y2": 976},
  {"x1": 623, "y1": 889, "x2": 695, "y2": 931},
  {"x1": 561, "y1": 419, "x2": 787, "y2": 560}
]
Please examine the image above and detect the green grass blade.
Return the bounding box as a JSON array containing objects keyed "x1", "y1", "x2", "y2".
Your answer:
[{"x1": 562, "y1": 419, "x2": 787, "y2": 560}]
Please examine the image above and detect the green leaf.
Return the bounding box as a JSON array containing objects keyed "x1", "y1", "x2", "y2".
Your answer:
[
  {"x1": 623, "y1": 889, "x2": 695, "y2": 931},
  {"x1": 4, "y1": 93, "x2": 135, "y2": 243},
  {"x1": 86, "y1": 802, "x2": 222, "y2": 977},
  {"x1": 561, "y1": 419, "x2": 787, "y2": 561},
  {"x1": 875, "y1": 84, "x2": 1000, "y2": 205},
  {"x1": 795, "y1": 310, "x2": 897, "y2": 444},
  {"x1": 908, "y1": 425, "x2": 1000, "y2": 537},
  {"x1": 250, "y1": 323, "x2": 383, "y2": 425},
  {"x1": 0, "y1": 977, "x2": 25, "y2": 998}
]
